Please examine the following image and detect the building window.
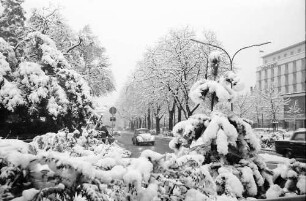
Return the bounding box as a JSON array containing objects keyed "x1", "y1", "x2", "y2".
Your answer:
[
  {"x1": 258, "y1": 71, "x2": 261, "y2": 80},
  {"x1": 285, "y1": 75, "x2": 289, "y2": 85},
  {"x1": 285, "y1": 85, "x2": 289, "y2": 93},
  {"x1": 278, "y1": 76, "x2": 281, "y2": 86},
  {"x1": 302, "y1": 83, "x2": 306, "y2": 91},
  {"x1": 298, "y1": 48, "x2": 301, "y2": 53},
  {"x1": 293, "y1": 84, "x2": 297, "y2": 92},
  {"x1": 278, "y1": 86, "x2": 282, "y2": 93},
  {"x1": 302, "y1": 70, "x2": 306, "y2": 83},
  {"x1": 284, "y1": 53, "x2": 287, "y2": 57},
  {"x1": 259, "y1": 82, "x2": 262, "y2": 90},
  {"x1": 302, "y1": 58, "x2": 305, "y2": 69},
  {"x1": 293, "y1": 61, "x2": 297, "y2": 72},
  {"x1": 285, "y1": 63, "x2": 288, "y2": 74},
  {"x1": 271, "y1": 78, "x2": 274, "y2": 84},
  {"x1": 290, "y1": 51, "x2": 294, "y2": 55},
  {"x1": 271, "y1": 68, "x2": 274, "y2": 77},
  {"x1": 278, "y1": 65, "x2": 281, "y2": 75},
  {"x1": 278, "y1": 55, "x2": 280, "y2": 59},
  {"x1": 293, "y1": 73, "x2": 297, "y2": 84},
  {"x1": 265, "y1": 69, "x2": 268, "y2": 79}
]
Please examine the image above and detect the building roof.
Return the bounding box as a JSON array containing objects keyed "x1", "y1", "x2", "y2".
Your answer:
[{"x1": 262, "y1": 41, "x2": 305, "y2": 58}]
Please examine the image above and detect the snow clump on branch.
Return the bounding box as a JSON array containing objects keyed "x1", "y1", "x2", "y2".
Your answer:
[{"x1": 189, "y1": 71, "x2": 244, "y2": 105}]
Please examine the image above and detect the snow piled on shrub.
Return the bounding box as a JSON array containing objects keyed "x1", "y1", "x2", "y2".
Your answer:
[
  {"x1": 0, "y1": 52, "x2": 10, "y2": 82},
  {"x1": 0, "y1": 79, "x2": 24, "y2": 111},
  {"x1": 1, "y1": 64, "x2": 306, "y2": 200},
  {"x1": 15, "y1": 62, "x2": 49, "y2": 104},
  {"x1": 189, "y1": 71, "x2": 244, "y2": 105},
  {"x1": 26, "y1": 31, "x2": 70, "y2": 69},
  {"x1": 1, "y1": 127, "x2": 306, "y2": 200}
]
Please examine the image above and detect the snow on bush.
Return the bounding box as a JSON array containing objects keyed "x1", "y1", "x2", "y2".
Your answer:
[
  {"x1": 0, "y1": 52, "x2": 10, "y2": 82},
  {"x1": 189, "y1": 71, "x2": 243, "y2": 104},
  {"x1": 0, "y1": 79, "x2": 24, "y2": 111},
  {"x1": 14, "y1": 62, "x2": 49, "y2": 104},
  {"x1": 0, "y1": 37, "x2": 17, "y2": 68},
  {"x1": 208, "y1": 50, "x2": 222, "y2": 65},
  {"x1": 1, "y1": 66, "x2": 305, "y2": 200},
  {"x1": 255, "y1": 130, "x2": 289, "y2": 149},
  {"x1": 25, "y1": 31, "x2": 70, "y2": 70},
  {"x1": 0, "y1": 34, "x2": 95, "y2": 123},
  {"x1": 0, "y1": 129, "x2": 132, "y2": 200},
  {"x1": 1, "y1": 126, "x2": 305, "y2": 200}
]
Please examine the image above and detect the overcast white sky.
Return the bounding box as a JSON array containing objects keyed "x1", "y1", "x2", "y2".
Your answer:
[{"x1": 23, "y1": 0, "x2": 305, "y2": 108}]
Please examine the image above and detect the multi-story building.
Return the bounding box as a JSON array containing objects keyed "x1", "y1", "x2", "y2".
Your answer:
[{"x1": 256, "y1": 41, "x2": 305, "y2": 129}]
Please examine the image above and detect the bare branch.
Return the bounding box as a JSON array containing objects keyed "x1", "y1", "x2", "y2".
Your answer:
[{"x1": 66, "y1": 37, "x2": 83, "y2": 54}]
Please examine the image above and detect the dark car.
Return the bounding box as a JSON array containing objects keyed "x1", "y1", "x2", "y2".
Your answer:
[
  {"x1": 275, "y1": 128, "x2": 306, "y2": 160},
  {"x1": 132, "y1": 128, "x2": 155, "y2": 146}
]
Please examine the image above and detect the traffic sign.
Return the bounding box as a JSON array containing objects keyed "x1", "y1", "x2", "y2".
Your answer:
[
  {"x1": 110, "y1": 117, "x2": 116, "y2": 121},
  {"x1": 109, "y1": 107, "x2": 117, "y2": 114}
]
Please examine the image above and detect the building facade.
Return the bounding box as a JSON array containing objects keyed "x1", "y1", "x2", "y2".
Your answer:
[{"x1": 256, "y1": 41, "x2": 305, "y2": 129}]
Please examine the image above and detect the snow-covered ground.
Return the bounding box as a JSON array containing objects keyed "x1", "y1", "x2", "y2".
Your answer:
[
  {"x1": 1, "y1": 119, "x2": 305, "y2": 200},
  {"x1": 260, "y1": 153, "x2": 290, "y2": 164}
]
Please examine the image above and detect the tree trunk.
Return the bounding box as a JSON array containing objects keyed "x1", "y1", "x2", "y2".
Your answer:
[
  {"x1": 139, "y1": 118, "x2": 142, "y2": 128},
  {"x1": 294, "y1": 118, "x2": 296, "y2": 130},
  {"x1": 173, "y1": 105, "x2": 176, "y2": 126},
  {"x1": 152, "y1": 112, "x2": 154, "y2": 129},
  {"x1": 177, "y1": 106, "x2": 182, "y2": 122},
  {"x1": 130, "y1": 121, "x2": 135, "y2": 131},
  {"x1": 147, "y1": 108, "x2": 151, "y2": 129},
  {"x1": 168, "y1": 110, "x2": 174, "y2": 131},
  {"x1": 155, "y1": 116, "x2": 160, "y2": 134}
]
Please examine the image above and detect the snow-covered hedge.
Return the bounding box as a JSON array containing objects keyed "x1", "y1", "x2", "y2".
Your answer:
[
  {"x1": 1, "y1": 116, "x2": 305, "y2": 201},
  {"x1": 0, "y1": 129, "x2": 131, "y2": 200},
  {"x1": 254, "y1": 130, "x2": 289, "y2": 149},
  {"x1": 1, "y1": 58, "x2": 305, "y2": 200}
]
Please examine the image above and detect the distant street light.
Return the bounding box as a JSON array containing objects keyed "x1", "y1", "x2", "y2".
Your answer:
[{"x1": 190, "y1": 39, "x2": 271, "y2": 111}]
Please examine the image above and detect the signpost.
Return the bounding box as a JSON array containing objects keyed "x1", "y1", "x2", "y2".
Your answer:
[{"x1": 109, "y1": 107, "x2": 117, "y2": 135}]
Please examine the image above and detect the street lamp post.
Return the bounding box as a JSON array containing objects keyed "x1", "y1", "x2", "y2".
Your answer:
[{"x1": 190, "y1": 39, "x2": 271, "y2": 111}]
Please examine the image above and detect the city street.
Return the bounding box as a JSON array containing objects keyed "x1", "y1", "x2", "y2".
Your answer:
[
  {"x1": 113, "y1": 131, "x2": 285, "y2": 169},
  {"x1": 114, "y1": 131, "x2": 173, "y2": 157}
]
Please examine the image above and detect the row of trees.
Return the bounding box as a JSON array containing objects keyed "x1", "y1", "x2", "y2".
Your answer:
[
  {"x1": 234, "y1": 86, "x2": 302, "y2": 129},
  {"x1": 0, "y1": 0, "x2": 115, "y2": 134},
  {"x1": 116, "y1": 27, "x2": 293, "y2": 133},
  {"x1": 116, "y1": 27, "x2": 231, "y2": 133}
]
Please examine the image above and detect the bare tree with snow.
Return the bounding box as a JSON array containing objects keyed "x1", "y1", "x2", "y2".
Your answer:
[
  {"x1": 260, "y1": 84, "x2": 290, "y2": 128},
  {"x1": 286, "y1": 100, "x2": 302, "y2": 130}
]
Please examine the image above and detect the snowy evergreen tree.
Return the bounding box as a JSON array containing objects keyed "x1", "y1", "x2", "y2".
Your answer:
[
  {"x1": 0, "y1": 31, "x2": 95, "y2": 132},
  {"x1": 75, "y1": 25, "x2": 115, "y2": 96},
  {"x1": 0, "y1": 0, "x2": 26, "y2": 46},
  {"x1": 27, "y1": 7, "x2": 115, "y2": 97}
]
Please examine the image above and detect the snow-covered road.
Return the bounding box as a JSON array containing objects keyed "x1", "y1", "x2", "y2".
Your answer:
[
  {"x1": 114, "y1": 131, "x2": 295, "y2": 169},
  {"x1": 114, "y1": 131, "x2": 173, "y2": 157}
]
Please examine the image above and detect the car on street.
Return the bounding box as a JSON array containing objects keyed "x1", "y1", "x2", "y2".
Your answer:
[
  {"x1": 275, "y1": 128, "x2": 306, "y2": 160},
  {"x1": 132, "y1": 128, "x2": 155, "y2": 146},
  {"x1": 113, "y1": 130, "x2": 121, "y2": 136}
]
